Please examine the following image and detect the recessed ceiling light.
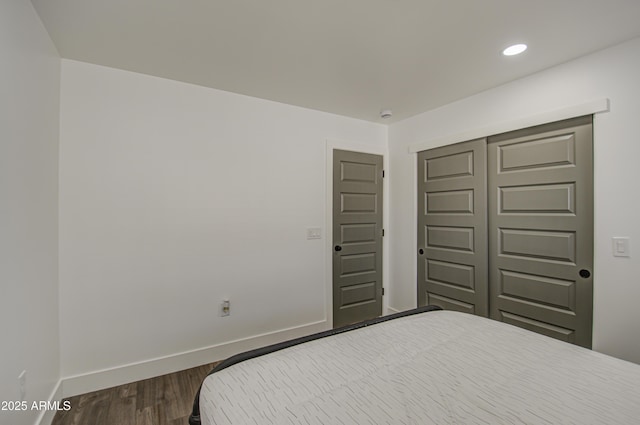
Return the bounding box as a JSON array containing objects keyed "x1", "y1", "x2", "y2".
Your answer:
[{"x1": 502, "y1": 43, "x2": 527, "y2": 56}]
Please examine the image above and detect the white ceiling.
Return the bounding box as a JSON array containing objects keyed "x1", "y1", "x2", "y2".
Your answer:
[{"x1": 31, "y1": 0, "x2": 640, "y2": 123}]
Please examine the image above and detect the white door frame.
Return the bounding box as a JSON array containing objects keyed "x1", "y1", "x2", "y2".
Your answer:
[{"x1": 325, "y1": 139, "x2": 389, "y2": 328}]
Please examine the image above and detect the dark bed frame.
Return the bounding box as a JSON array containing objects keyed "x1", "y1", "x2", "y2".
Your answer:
[{"x1": 188, "y1": 305, "x2": 442, "y2": 425}]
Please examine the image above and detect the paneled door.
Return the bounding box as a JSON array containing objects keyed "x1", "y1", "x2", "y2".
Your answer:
[
  {"x1": 333, "y1": 149, "x2": 383, "y2": 328},
  {"x1": 417, "y1": 139, "x2": 488, "y2": 316},
  {"x1": 488, "y1": 116, "x2": 593, "y2": 347}
]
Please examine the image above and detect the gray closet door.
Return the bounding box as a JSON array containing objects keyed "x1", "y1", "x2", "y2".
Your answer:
[
  {"x1": 333, "y1": 149, "x2": 383, "y2": 328},
  {"x1": 488, "y1": 116, "x2": 593, "y2": 348},
  {"x1": 417, "y1": 139, "x2": 488, "y2": 316}
]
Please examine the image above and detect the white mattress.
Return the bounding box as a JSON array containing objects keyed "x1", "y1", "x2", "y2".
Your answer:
[{"x1": 200, "y1": 311, "x2": 640, "y2": 424}]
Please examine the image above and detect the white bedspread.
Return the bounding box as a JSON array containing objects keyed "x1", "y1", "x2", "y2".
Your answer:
[{"x1": 200, "y1": 311, "x2": 640, "y2": 424}]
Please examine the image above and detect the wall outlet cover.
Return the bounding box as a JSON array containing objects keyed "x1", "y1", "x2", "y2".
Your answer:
[{"x1": 220, "y1": 300, "x2": 230, "y2": 317}]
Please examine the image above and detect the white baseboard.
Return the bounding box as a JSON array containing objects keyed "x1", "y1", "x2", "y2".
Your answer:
[
  {"x1": 35, "y1": 379, "x2": 63, "y2": 425},
  {"x1": 61, "y1": 320, "x2": 328, "y2": 398},
  {"x1": 386, "y1": 307, "x2": 402, "y2": 314}
]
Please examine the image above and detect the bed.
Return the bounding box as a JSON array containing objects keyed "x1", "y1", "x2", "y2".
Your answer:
[{"x1": 189, "y1": 306, "x2": 640, "y2": 424}]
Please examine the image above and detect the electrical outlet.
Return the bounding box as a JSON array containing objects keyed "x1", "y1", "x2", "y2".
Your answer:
[
  {"x1": 18, "y1": 370, "x2": 26, "y2": 402},
  {"x1": 220, "y1": 300, "x2": 230, "y2": 317}
]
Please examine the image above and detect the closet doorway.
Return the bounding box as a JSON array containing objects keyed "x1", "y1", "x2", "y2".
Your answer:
[{"x1": 417, "y1": 116, "x2": 593, "y2": 348}]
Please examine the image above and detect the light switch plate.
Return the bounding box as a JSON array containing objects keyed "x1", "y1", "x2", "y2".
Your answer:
[
  {"x1": 612, "y1": 237, "x2": 630, "y2": 257},
  {"x1": 306, "y1": 227, "x2": 322, "y2": 240}
]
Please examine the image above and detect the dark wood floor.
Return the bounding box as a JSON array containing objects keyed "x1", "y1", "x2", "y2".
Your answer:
[{"x1": 52, "y1": 362, "x2": 219, "y2": 425}]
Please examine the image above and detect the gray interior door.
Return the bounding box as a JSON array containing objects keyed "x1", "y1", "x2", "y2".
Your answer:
[
  {"x1": 417, "y1": 139, "x2": 488, "y2": 316},
  {"x1": 333, "y1": 149, "x2": 383, "y2": 328},
  {"x1": 488, "y1": 116, "x2": 593, "y2": 347}
]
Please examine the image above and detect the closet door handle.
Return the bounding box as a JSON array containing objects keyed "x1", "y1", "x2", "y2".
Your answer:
[
  {"x1": 579, "y1": 269, "x2": 591, "y2": 278},
  {"x1": 335, "y1": 245, "x2": 342, "y2": 252},
  {"x1": 418, "y1": 248, "x2": 424, "y2": 255}
]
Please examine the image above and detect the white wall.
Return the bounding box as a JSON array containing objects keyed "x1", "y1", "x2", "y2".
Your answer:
[
  {"x1": 0, "y1": 1, "x2": 60, "y2": 424},
  {"x1": 58, "y1": 60, "x2": 387, "y2": 394},
  {"x1": 388, "y1": 37, "x2": 640, "y2": 364}
]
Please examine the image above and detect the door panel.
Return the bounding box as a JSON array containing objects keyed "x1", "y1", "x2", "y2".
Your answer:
[
  {"x1": 427, "y1": 226, "x2": 475, "y2": 251},
  {"x1": 499, "y1": 133, "x2": 575, "y2": 170},
  {"x1": 426, "y1": 190, "x2": 474, "y2": 214},
  {"x1": 500, "y1": 311, "x2": 575, "y2": 343},
  {"x1": 426, "y1": 151, "x2": 474, "y2": 179},
  {"x1": 340, "y1": 282, "x2": 377, "y2": 307},
  {"x1": 488, "y1": 116, "x2": 593, "y2": 348},
  {"x1": 426, "y1": 259, "x2": 475, "y2": 290},
  {"x1": 499, "y1": 270, "x2": 576, "y2": 311},
  {"x1": 339, "y1": 252, "x2": 376, "y2": 275},
  {"x1": 341, "y1": 193, "x2": 377, "y2": 213},
  {"x1": 499, "y1": 229, "x2": 576, "y2": 262},
  {"x1": 500, "y1": 183, "x2": 575, "y2": 213},
  {"x1": 333, "y1": 150, "x2": 383, "y2": 328},
  {"x1": 417, "y1": 138, "x2": 488, "y2": 316},
  {"x1": 427, "y1": 293, "x2": 475, "y2": 314},
  {"x1": 340, "y1": 223, "x2": 377, "y2": 244}
]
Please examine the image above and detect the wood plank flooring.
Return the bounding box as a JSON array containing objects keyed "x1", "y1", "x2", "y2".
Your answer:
[{"x1": 51, "y1": 362, "x2": 219, "y2": 425}]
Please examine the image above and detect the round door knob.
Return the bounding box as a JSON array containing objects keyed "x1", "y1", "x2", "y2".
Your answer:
[
  {"x1": 579, "y1": 269, "x2": 591, "y2": 278},
  {"x1": 334, "y1": 245, "x2": 342, "y2": 252},
  {"x1": 419, "y1": 248, "x2": 424, "y2": 255}
]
